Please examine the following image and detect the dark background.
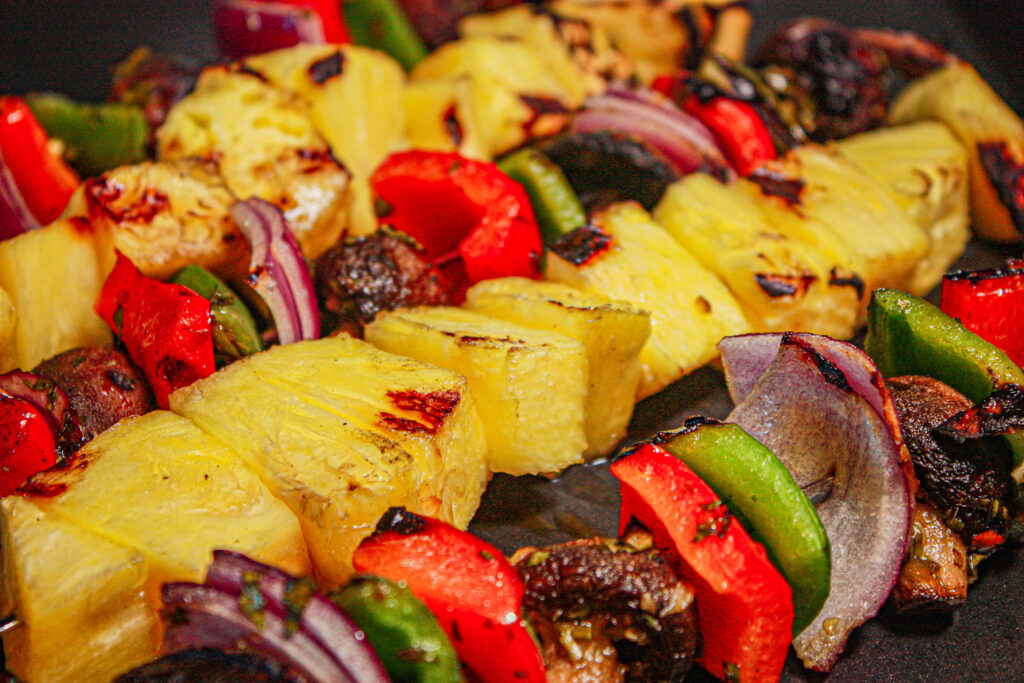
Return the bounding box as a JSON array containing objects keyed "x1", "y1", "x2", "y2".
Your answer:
[{"x1": 1, "y1": 2, "x2": 1022, "y2": 681}]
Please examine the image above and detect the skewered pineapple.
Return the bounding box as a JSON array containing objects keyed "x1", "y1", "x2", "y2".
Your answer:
[
  {"x1": 243, "y1": 44, "x2": 408, "y2": 236},
  {"x1": 546, "y1": 202, "x2": 750, "y2": 398},
  {"x1": 1, "y1": 411, "x2": 309, "y2": 683},
  {"x1": 170, "y1": 336, "x2": 488, "y2": 586},
  {"x1": 403, "y1": 77, "x2": 490, "y2": 159},
  {"x1": 365, "y1": 306, "x2": 589, "y2": 475},
  {"x1": 0, "y1": 217, "x2": 112, "y2": 372},
  {"x1": 464, "y1": 277, "x2": 650, "y2": 458},
  {"x1": 155, "y1": 65, "x2": 351, "y2": 257},
  {"x1": 837, "y1": 121, "x2": 969, "y2": 295}
]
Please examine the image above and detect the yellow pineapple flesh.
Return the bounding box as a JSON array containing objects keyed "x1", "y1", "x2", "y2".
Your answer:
[
  {"x1": 170, "y1": 337, "x2": 487, "y2": 586},
  {"x1": 0, "y1": 216, "x2": 112, "y2": 372},
  {"x1": 546, "y1": 202, "x2": 750, "y2": 398},
  {"x1": 244, "y1": 44, "x2": 408, "y2": 236},
  {"x1": 365, "y1": 306, "x2": 589, "y2": 476},
  {"x1": 654, "y1": 173, "x2": 861, "y2": 338},
  {"x1": 837, "y1": 121, "x2": 970, "y2": 296},
  {"x1": 464, "y1": 277, "x2": 650, "y2": 458}
]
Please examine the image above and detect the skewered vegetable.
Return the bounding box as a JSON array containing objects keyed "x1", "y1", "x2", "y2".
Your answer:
[{"x1": 941, "y1": 260, "x2": 1024, "y2": 367}]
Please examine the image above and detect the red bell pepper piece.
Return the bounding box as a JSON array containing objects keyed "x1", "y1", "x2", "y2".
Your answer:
[
  {"x1": 352, "y1": 507, "x2": 546, "y2": 683},
  {"x1": 371, "y1": 150, "x2": 544, "y2": 301},
  {"x1": 940, "y1": 259, "x2": 1024, "y2": 368},
  {"x1": 611, "y1": 443, "x2": 793, "y2": 683},
  {"x1": 278, "y1": 0, "x2": 351, "y2": 43},
  {"x1": 95, "y1": 252, "x2": 216, "y2": 409},
  {"x1": 682, "y1": 95, "x2": 777, "y2": 177},
  {"x1": 0, "y1": 96, "x2": 79, "y2": 227},
  {"x1": 0, "y1": 394, "x2": 58, "y2": 497}
]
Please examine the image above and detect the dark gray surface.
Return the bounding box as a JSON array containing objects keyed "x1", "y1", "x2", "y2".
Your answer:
[{"x1": 2, "y1": 3, "x2": 1023, "y2": 681}]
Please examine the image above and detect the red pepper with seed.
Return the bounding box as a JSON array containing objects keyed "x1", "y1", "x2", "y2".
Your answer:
[
  {"x1": 0, "y1": 96, "x2": 80, "y2": 230},
  {"x1": 370, "y1": 150, "x2": 544, "y2": 301},
  {"x1": 95, "y1": 252, "x2": 216, "y2": 409},
  {"x1": 0, "y1": 394, "x2": 58, "y2": 497},
  {"x1": 352, "y1": 507, "x2": 546, "y2": 683},
  {"x1": 611, "y1": 443, "x2": 793, "y2": 683},
  {"x1": 940, "y1": 259, "x2": 1024, "y2": 368}
]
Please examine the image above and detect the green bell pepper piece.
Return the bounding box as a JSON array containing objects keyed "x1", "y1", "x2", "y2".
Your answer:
[
  {"x1": 333, "y1": 575, "x2": 465, "y2": 683},
  {"x1": 655, "y1": 418, "x2": 831, "y2": 635},
  {"x1": 864, "y1": 288, "x2": 1024, "y2": 475},
  {"x1": 497, "y1": 148, "x2": 587, "y2": 244},
  {"x1": 24, "y1": 92, "x2": 148, "y2": 177},
  {"x1": 171, "y1": 265, "x2": 264, "y2": 366},
  {"x1": 343, "y1": 0, "x2": 428, "y2": 71}
]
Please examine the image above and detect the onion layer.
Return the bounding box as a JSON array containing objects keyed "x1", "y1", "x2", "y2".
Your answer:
[
  {"x1": 230, "y1": 198, "x2": 320, "y2": 345},
  {"x1": 0, "y1": 146, "x2": 40, "y2": 240},
  {"x1": 162, "y1": 550, "x2": 389, "y2": 683},
  {"x1": 719, "y1": 332, "x2": 912, "y2": 672}
]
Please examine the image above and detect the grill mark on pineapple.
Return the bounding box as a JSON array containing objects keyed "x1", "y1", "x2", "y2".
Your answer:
[
  {"x1": 443, "y1": 104, "x2": 464, "y2": 147},
  {"x1": 86, "y1": 177, "x2": 170, "y2": 225},
  {"x1": 380, "y1": 389, "x2": 461, "y2": 435},
  {"x1": 309, "y1": 51, "x2": 346, "y2": 84},
  {"x1": 755, "y1": 272, "x2": 817, "y2": 298},
  {"x1": 748, "y1": 167, "x2": 805, "y2": 208},
  {"x1": 17, "y1": 480, "x2": 67, "y2": 498},
  {"x1": 67, "y1": 215, "x2": 95, "y2": 235},
  {"x1": 828, "y1": 268, "x2": 866, "y2": 299},
  {"x1": 550, "y1": 223, "x2": 612, "y2": 265}
]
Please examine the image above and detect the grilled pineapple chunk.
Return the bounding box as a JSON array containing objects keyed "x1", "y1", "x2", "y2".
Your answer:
[
  {"x1": 0, "y1": 217, "x2": 111, "y2": 372},
  {"x1": 755, "y1": 145, "x2": 929, "y2": 315},
  {"x1": 547, "y1": 202, "x2": 750, "y2": 398},
  {"x1": 410, "y1": 36, "x2": 578, "y2": 158},
  {"x1": 654, "y1": 173, "x2": 861, "y2": 338},
  {"x1": 86, "y1": 159, "x2": 245, "y2": 280},
  {"x1": 156, "y1": 65, "x2": 350, "y2": 258},
  {"x1": 888, "y1": 62, "x2": 1024, "y2": 243},
  {"x1": 365, "y1": 306, "x2": 589, "y2": 475},
  {"x1": 837, "y1": 121, "x2": 969, "y2": 296},
  {"x1": 244, "y1": 44, "x2": 407, "y2": 236},
  {"x1": 403, "y1": 77, "x2": 489, "y2": 159},
  {"x1": 171, "y1": 336, "x2": 487, "y2": 586},
  {"x1": 1, "y1": 411, "x2": 308, "y2": 682},
  {"x1": 464, "y1": 277, "x2": 650, "y2": 458},
  {"x1": 1, "y1": 497, "x2": 159, "y2": 683}
]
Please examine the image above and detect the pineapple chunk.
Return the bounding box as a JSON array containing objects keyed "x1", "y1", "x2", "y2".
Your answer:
[
  {"x1": 1, "y1": 497, "x2": 159, "y2": 683},
  {"x1": 759, "y1": 145, "x2": 929, "y2": 308},
  {"x1": 403, "y1": 77, "x2": 489, "y2": 160},
  {"x1": 837, "y1": 121, "x2": 970, "y2": 296},
  {"x1": 888, "y1": 62, "x2": 1024, "y2": 243},
  {"x1": 156, "y1": 65, "x2": 350, "y2": 258},
  {"x1": 171, "y1": 337, "x2": 487, "y2": 586},
  {"x1": 654, "y1": 173, "x2": 861, "y2": 338},
  {"x1": 365, "y1": 306, "x2": 589, "y2": 475},
  {"x1": 0, "y1": 216, "x2": 112, "y2": 372},
  {"x1": 547, "y1": 202, "x2": 750, "y2": 398},
  {"x1": 410, "y1": 36, "x2": 577, "y2": 158},
  {"x1": 464, "y1": 277, "x2": 650, "y2": 458},
  {"x1": 0, "y1": 286, "x2": 16, "y2": 372},
  {"x1": 85, "y1": 159, "x2": 245, "y2": 281},
  {"x1": 244, "y1": 44, "x2": 408, "y2": 236}
]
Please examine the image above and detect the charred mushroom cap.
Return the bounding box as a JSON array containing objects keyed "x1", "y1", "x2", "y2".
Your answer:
[{"x1": 514, "y1": 537, "x2": 698, "y2": 682}]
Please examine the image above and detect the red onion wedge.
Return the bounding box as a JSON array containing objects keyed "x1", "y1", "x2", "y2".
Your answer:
[
  {"x1": 162, "y1": 550, "x2": 389, "y2": 683},
  {"x1": 571, "y1": 88, "x2": 733, "y2": 179},
  {"x1": 213, "y1": 0, "x2": 329, "y2": 61},
  {"x1": 230, "y1": 198, "x2": 320, "y2": 345},
  {"x1": 719, "y1": 332, "x2": 913, "y2": 672},
  {"x1": 0, "y1": 144, "x2": 40, "y2": 240}
]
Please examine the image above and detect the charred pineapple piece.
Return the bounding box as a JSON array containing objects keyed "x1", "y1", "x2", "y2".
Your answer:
[
  {"x1": 888, "y1": 62, "x2": 1024, "y2": 243},
  {"x1": 86, "y1": 158, "x2": 245, "y2": 281},
  {"x1": 755, "y1": 145, "x2": 929, "y2": 319},
  {"x1": 2, "y1": 411, "x2": 309, "y2": 682},
  {"x1": 464, "y1": 277, "x2": 650, "y2": 458},
  {"x1": 546, "y1": 202, "x2": 750, "y2": 398},
  {"x1": 837, "y1": 121, "x2": 970, "y2": 295},
  {"x1": 654, "y1": 173, "x2": 861, "y2": 338},
  {"x1": 243, "y1": 44, "x2": 406, "y2": 236},
  {"x1": 0, "y1": 217, "x2": 112, "y2": 372},
  {"x1": 156, "y1": 65, "x2": 350, "y2": 256},
  {"x1": 170, "y1": 336, "x2": 487, "y2": 585},
  {"x1": 403, "y1": 77, "x2": 489, "y2": 159},
  {"x1": 410, "y1": 36, "x2": 578, "y2": 159},
  {"x1": 1, "y1": 497, "x2": 159, "y2": 683},
  {"x1": 365, "y1": 306, "x2": 589, "y2": 475}
]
